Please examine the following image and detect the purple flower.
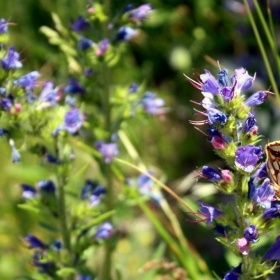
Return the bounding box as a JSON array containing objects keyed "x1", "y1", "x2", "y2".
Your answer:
[
  {"x1": 95, "y1": 141, "x2": 119, "y2": 163},
  {"x1": 84, "y1": 68, "x2": 93, "y2": 77},
  {"x1": 95, "y1": 39, "x2": 109, "y2": 56},
  {"x1": 252, "y1": 162, "x2": 268, "y2": 180},
  {"x1": 237, "y1": 237, "x2": 249, "y2": 255},
  {"x1": 245, "y1": 91, "x2": 269, "y2": 107},
  {"x1": 9, "y1": 139, "x2": 20, "y2": 163},
  {"x1": 81, "y1": 180, "x2": 98, "y2": 199},
  {"x1": 33, "y1": 251, "x2": 55, "y2": 276},
  {"x1": 71, "y1": 16, "x2": 89, "y2": 33},
  {"x1": 200, "y1": 70, "x2": 220, "y2": 94},
  {"x1": 223, "y1": 263, "x2": 241, "y2": 280},
  {"x1": 64, "y1": 78, "x2": 85, "y2": 94},
  {"x1": 90, "y1": 185, "x2": 106, "y2": 206},
  {"x1": 207, "y1": 108, "x2": 228, "y2": 125},
  {"x1": 242, "y1": 112, "x2": 256, "y2": 133},
  {"x1": 196, "y1": 201, "x2": 222, "y2": 226},
  {"x1": 213, "y1": 224, "x2": 228, "y2": 237},
  {"x1": 1, "y1": 98, "x2": 12, "y2": 111},
  {"x1": 129, "y1": 4, "x2": 152, "y2": 19},
  {"x1": 129, "y1": 82, "x2": 138, "y2": 93},
  {"x1": 116, "y1": 26, "x2": 138, "y2": 42},
  {"x1": 45, "y1": 153, "x2": 60, "y2": 164},
  {"x1": 37, "y1": 180, "x2": 56, "y2": 194},
  {"x1": 14, "y1": 71, "x2": 40, "y2": 90},
  {"x1": 39, "y1": 82, "x2": 57, "y2": 106},
  {"x1": 0, "y1": 127, "x2": 8, "y2": 136},
  {"x1": 235, "y1": 145, "x2": 263, "y2": 173},
  {"x1": 263, "y1": 235, "x2": 280, "y2": 262},
  {"x1": 262, "y1": 203, "x2": 280, "y2": 219},
  {"x1": 0, "y1": 88, "x2": 6, "y2": 95},
  {"x1": 2, "y1": 46, "x2": 22, "y2": 69},
  {"x1": 137, "y1": 172, "x2": 154, "y2": 195},
  {"x1": 220, "y1": 86, "x2": 234, "y2": 102},
  {"x1": 78, "y1": 37, "x2": 94, "y2": 50},
  {"x1": 77, "y1": 275, "x2": 92, "y2": 280},
  {"x1": 21, "y1": 184, "x2": 37, "y2": 199},
  {"x1": 231, "y1": 67, "x2": 254, "y2": 93},
  {"x1": 201, "y1": 166, "x2": 222, "y2": 181},
  {"x1": 25, "y1": 235, "x2": 48, "y2": 249},
  {"x1": 253, "y1": 178, "x2": 274, "y2": 209},
  {"x1": 95, "y1": 222, "x2": 114, "y2": 240},
  {"x1": 0, "y1": 18, "x2": 8, "y2": 34},
  {"x1": 141, "y1": 91, "x2": 165, "y2": 115},
  {"x1": 244, "y1": 225, "x2": 258, "y2": 243},
  {"x1": 63, "y1": 107, "x2": 83, "y2": 134}
]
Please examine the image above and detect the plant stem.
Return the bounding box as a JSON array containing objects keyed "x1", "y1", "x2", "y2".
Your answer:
[{"x1": 102, "y1": 0, "x2": 113, "y2": 279}]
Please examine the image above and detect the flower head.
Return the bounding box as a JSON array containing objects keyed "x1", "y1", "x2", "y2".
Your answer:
[
  {"x1": 2, "y1": 46, "x2": 22, "y2": 69},
  {"x1": 263, "y1": 235, "x2": 280, "y2": 262},
  {"x1": 129, "y1": 82, "x2": 138, "y2": 93},
  {"x1": 0, "y1": 18, "x2": 8, "y2": 34},
  {"x1": 37, "y1": 180, "x2": 56, "y2": 194},
  {"x1": 21, "y1": 184, "x2": 37, "y2": 199},
  {"x1": 71, "y1": 16, "x2": 89, "y2": 33},
  {"x1": 235, "y1": 145, "x2": 262, "y2": 173},
  {"x1": 245, "y1": 91, "x2": 269, "y2": 107},
  {"x1": 231, "y1": 67, "x2": 254, "y2": 93},
  {"x1": 45, "y1": 153, "x2": 60, "y2": 164},
  {"x1": 77, "y1": 275, "x2": 92, "y2": 280},
  {"x1": 221, "y1": 170, "x2": 232, "y2": 183},
  {"x1": 200, "y1": 70, "x2": 220, "y2": 95},
  {"x1": 220, "y1": 86, "x2": 234, "y2": 102},
  {"x1": 64, "y1": 78, "x2": 85, "y2": 94},
  {"x1": 201, "y1": 166, "x2": 222, "y2": 181},
  {"x1": 9, "y1": 139, "x2": 20, "y2": 163},
  {"x1": 196, "y1": 201, "x2": 222, "y2": 226},
  {"x1": 129, "y1": 4, "x2": 152, "y2": 20},
  {"x1": 95, "y1": 222, "x2": 114, "y2": 240},
  {"x1": 244, "y1": 225, "x2": 258, "y2": 244},
  {"x1": 223, "y1": 263, "x2": 241, "y2": 280},
  {"x1": 95, "y1": 39, "x2": 109, "y2": 56},
  {"x1": 39, "y1": 82, "x2": 57, "y2": 106},
  {"x1": 33, "y1": 251, "x2": 55, "y2": 276},
  {"x1": 237, "y1": 237, "x2": 249, "y2": 255},
  {"x1": 90, "y1": 185, "x2": 106, "y2": 206},
  {"x1": 116, "y1": 26, "x2": 138, "y2": 42},
  {"x1": 95, "y1": 141, "x2": 119, "y2": 163},
  {"x1": 253, "y1": 179, "x2": 274, "y2": 209},
  {"x1": 1, "y1": 97, "x2": 12, "y2": 111},
  {"x1": 25, "y1": 235, "x2": 48, "y2": 249},
  {"x1": 63, "y1": 107, "x2": 84, "y2": 134},
  {"x1": 78, "y1": 37, "x2": 94, "y2": 50},
  {"x1": 81, "y1": 180, "x2": 98, "y2": 199},
  {"x1": 242, "y1": 112, "x2": 257, "y2": 133},
  {"x1": 140, "y1": 91, "x2": 165, "y2": 115},
  {"x1": 14, "y1": 71, "x2": 40, "y2": 90},
  {"x1": 262, "y1": 202, "x2": 280, "y2": 219},
  {"x1": 52, "y1": 240, "x2": 62, "y2": 251},
  {"x1": 207, "y1": 108, "x2": 228, "y2": 125}
]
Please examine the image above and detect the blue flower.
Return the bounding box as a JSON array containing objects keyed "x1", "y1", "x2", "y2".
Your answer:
[
  {"x1": 45, "y1": 153, "x2": 60, "y2": 164},
  {"x1": 0, "y1": 127, "x2": 8, "y2": 136},
  {"x1": 262, "y1": 202, "x2": 280, "y2": 219},
  {"x1": 213, "y1": 224, "x2": 228, "y2": 237},
  {"x1": 220, "y1": 86, "x2": 234, "y2": 102},
  {"x1": 207, "y1": 108, "x2": 228, "y2": 125},
  {"x1": 21, "y1": 184, "x2": 37, "y2": 199},
  {"x1": 129, "y1": 4, "x2": 152, "y2": 19},
  {"x1": 78, "y1": 37, "x2": 94, "y2": 50},
  {"x1": 14, "y1": 71, "x2": 40, "y2": 90},
  {"x1": 64, "y1": 78, "x2": 85, "y2": 94},
  {"x1": 95, "y1": 222, "x2": 114, "y2": 240},
  {"x1": 84, "y1": 68, "x2": 93, "y2": 77},
  {"x1": 77, "y1": 275, "x2": 92, "y2": 280},
  {"x1": 0, "y1": 87, "x2": 6, "y2": 95},
  {"x1": 25, "y1": 235, "x2": 48, "y2": 249},
  {"x1": 52, "y1": 240, "x2": 62, "y2": 251},
  {"x1": 33, "y1": 251, "x2": 55, "y2": 276},
  {"x1": 90, "y1": 185, "x2": 106, "y2": 206},
  {"x1": 63, "y1": 107, "x2": 84, "y2": 134},
  {"x1": 129, "y1": 82, "x2": 138, "y2": 93},
  {"x1": 196, "y1": 201, "x2": 222, "y2": 226},
  {"x1": 1, "y1": 97, "x2": 12, "y2": 111},
  {"x1": 71, "y1": 16, "x2": 89, "y2": 33},
  {"x1": 223, "y1": 263, "x2": 241, "y2": 280},
  {"x1": 231, "y1": 67, "x2": 254, "y2": 93},
  {"x1": 0, "y1": 18, "x2": 8, "y2": 34},
  {"x1": 245, "y1": 91, "x2": 269, "y2": 107},
  {"x1": 218, "y1": 69, "x2": 229, "y2": 87},
  {"x1": 140, "y1": 91, "x2": 165, "y2": 115},
  {"x1": 37, "y1": 180, "x2": 56, "y2": 194},
  {"x1": 201, "y1": 166, "x2": 222, "y2": 181},
  {"x1": 81, "y1": 180, "x2": 98, "y2": 199},
  {"x1": 235, "y1": 145, "x2": 263, "y2": 173},
  {"x1": 253, "y1": 178, "x2": 274, "y2": 209},
  {"x1": 242, "y1": 112, "x2": 256, "y2": 133},
  {"x1": 38, "y1": 82, "x2": 57, "y2": 106},
  {"x1": 244, "y1": 225, "x2": 258, "y2": 244},
  {"x1": 252, "y1": 162, "x2": 268, "y2": 181},
  {"x1": 137, "y1": 172, "x2": 154, "y2": 195},
  {"x1": 263, "y1": 235, "x2": 280, "y2": 262},
  {"x1": 95, "y1": 141, "x2": 119, "y2": 163},
  {"x1": 200, "y1": 70, "x2": 220, "y2": 94},
  {"x1": 2, "y1": 46, "x2": 22, "y2": 69},
  {"x1": 116, "y1": 26, "x2": 138, "y2": 42}
]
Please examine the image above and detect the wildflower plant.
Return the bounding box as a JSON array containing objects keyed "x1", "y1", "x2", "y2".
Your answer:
[{"x1": 186, "y1": 65, "x2": 280, "y2": 279}]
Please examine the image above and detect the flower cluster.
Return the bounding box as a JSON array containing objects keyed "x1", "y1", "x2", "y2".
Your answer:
[{"x1": 187, "y1": 66, "x2": 278, "y2": 278}]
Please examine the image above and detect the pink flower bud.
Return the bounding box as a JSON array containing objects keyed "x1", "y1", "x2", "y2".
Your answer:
[
  {"x1": 87, "y1": 7, "x2": 94, "y2": 14},
  {"x1": 221, "y1": 170, "x2": 232, "y2": 183},
  {"x1": 211, "y1": 136, "x2": 226, "y2": 150},
  {"x1": 14, "y1": 103, "x2": 21, "y2": 113},
  {"x1": 251, "y1": 126, "x2": 258, "y2": 135},
  {"x1": 237, "y1": 237, "x2": 249, "y2": 255},
  {"x1": 95, "y1": 49, "x2": 102, "y2": 57}
]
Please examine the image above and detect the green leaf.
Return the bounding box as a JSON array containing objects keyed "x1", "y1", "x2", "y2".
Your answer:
[
  {"x1": 56, "y1": 267, "x2": 76, "y2": 277},
  {"x1": 17, "y1": 204, "x2": 40, "y2": 214}
]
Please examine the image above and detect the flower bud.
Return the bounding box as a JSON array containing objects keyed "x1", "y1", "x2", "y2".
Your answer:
[
  {"x1": 221, "y1": 170, "x2": 232, "y2": 183},
  {"x1": 211, "y1": 136, "x2": 226, "y2": 150}
]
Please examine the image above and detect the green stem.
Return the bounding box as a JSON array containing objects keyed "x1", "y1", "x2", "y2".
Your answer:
[
  {"x1": 243, "y1": 0, "x2": 280, "y2": 106},
  {"x1": 102, "y1": 0, "x2": 113, "y2": 279}
]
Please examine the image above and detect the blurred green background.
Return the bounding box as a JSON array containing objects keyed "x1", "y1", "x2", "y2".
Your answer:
[{"x1": 1, "y1": 0, "x2": 280, "y2": 279}]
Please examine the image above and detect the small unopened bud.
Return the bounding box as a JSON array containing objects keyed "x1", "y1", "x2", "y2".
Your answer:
[
  {"x1": 211, "y1": 136, "x2": 226, "y2": 150},
  {"x1": 237, "y1": 237, "x2": 249, "y2": 255},
  {"x1": 14, "y1": 103, "x2": 21, "y2": 113},
  {"x1": 251, "y1": 126, "x2": 258, "y2": 135},
  {"x1": 221, "y1": 170, "x2": 232, "y2": 183},
  {"x1": 87, "y1": 7, "x2": 94, "y2": 13}
]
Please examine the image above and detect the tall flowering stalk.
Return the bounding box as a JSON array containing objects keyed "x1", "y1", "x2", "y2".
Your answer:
[{"x1": 186, "y1": 66, "x2": 280, "y2": 279}]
